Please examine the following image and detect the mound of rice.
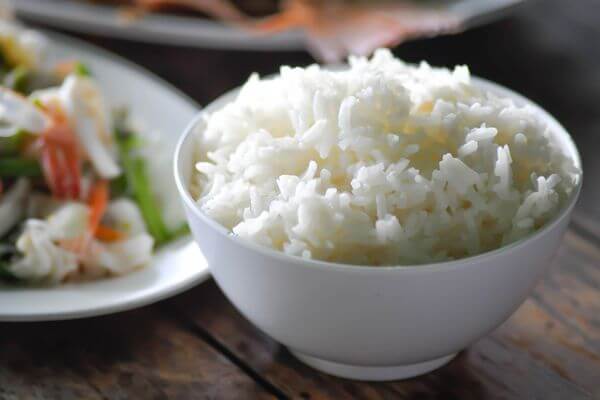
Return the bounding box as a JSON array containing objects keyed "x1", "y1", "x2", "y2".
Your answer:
[{"x1": 191, "y1": 49, "x2": 580, "y2": 265}]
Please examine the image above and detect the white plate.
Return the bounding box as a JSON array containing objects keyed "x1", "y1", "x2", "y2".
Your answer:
[
  {"x1": 0, "y1": 31, "x2": 208, "y2": 322},
  {"x1": 14, "y1": 0, "x2": 524, "y2": 51}
]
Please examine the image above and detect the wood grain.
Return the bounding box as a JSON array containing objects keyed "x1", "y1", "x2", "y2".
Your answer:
[
  {"x1": 0, "y1": 308, "x2": 274, "y2": 400},
  {"x1": 0, "y1": 347, "x2": 103, "y2": 400},
  {"x1": 167, "y1": 228, "x2": 598, "y2": 399}
]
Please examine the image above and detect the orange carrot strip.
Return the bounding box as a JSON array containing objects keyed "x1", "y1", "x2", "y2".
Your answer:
[
  {"x1": 88, "y1": 179, "x2": 109, "y2": 236},
  {"x1": 95, "y1": 225, "x2": 125, "y2": 242}
]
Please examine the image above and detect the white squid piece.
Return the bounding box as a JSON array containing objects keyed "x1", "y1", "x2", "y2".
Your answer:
[
  {"x1": 0, "y1": 88, "x2": 50, "y2": 136},
  {"x1": 10, "y1": 199, "x2": 154, "y2": 282},
  {"x1": 8, "y1": 202, "x2": 88, "y2": 283},
  {"x1": 93, "y1": 233, "x2": 154, "y2": 276},
  {"x1": 59, "y1": 75, "x2": 121, "y2": 179},
  {"x1": 103, "y1": 198, "x2": 148, "y2": 236},
  {"x1": 90, "y1": 198, "x2": 154, "y2": 275},
  {"x1": 31, "y1": 75, "x2": 122, "y2": 179}
]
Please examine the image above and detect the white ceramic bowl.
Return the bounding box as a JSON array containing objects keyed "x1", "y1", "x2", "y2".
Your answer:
[{"x1": 174, "y1": 78, "x2": 582, "y2": 381}]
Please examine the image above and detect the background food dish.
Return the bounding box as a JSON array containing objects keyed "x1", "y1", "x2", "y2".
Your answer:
[
  {"x1": 0, "y1": 22, "x2": 189, "y2": 284},
  {"x1": 14, "y1": 0, "x2": 525, "y2": 52},
  {"x1": 0, "y1": 30, "x2": 209, "y2": 321}
]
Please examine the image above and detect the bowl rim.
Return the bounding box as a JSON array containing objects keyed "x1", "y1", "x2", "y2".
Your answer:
[{"x1": 174, "y1": 75, "x2": 583, "y2": 274}]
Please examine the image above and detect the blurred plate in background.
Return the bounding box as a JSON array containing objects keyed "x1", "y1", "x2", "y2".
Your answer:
[{"x1": 14, "y1": 0, "x2": 524, "y2": 51}]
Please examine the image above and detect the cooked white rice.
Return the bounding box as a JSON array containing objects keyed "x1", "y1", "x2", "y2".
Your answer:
[{"x1": 191, "y1": 49, "x2": 580, "y2": 266}]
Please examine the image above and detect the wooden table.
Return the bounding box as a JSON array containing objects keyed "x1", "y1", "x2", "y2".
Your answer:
[{"x1": 4, "y1": 1, "x2": 599, "y2": 398}]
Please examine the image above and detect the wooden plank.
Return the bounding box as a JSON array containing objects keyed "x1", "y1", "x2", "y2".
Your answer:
[
  {"x1": 0, "y1": 346, "x2": 103, "y2": 400},
  {"x1": 168, "y1": 229, "x2": 598, "y2": 399},
  {"x1": 489, "y1": 231, "x2": 600, "y2": 397},
  {"x1": 0, "y1": 308, "x2": 275, "y2": 400}
]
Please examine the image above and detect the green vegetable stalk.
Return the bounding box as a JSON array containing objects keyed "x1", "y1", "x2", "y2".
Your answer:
[
  {"x1": 0, "y1": 158, "x2": 42, "y2": 177},
  {"x1": 116, "y1": 130, "x2": 170, "y2": 245},
  {"x1": 114, "y1": 110, "x2": 190, "y2": 245}
]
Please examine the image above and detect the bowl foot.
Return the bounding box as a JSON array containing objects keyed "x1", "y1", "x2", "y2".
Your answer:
[{"x1": 290, "y1": 350, "x2": 457, "y2": 381}]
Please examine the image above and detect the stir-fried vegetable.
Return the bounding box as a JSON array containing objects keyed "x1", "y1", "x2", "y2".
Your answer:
[{"x1": 0, "y1": 22, "x2": 188, "y2": 284}]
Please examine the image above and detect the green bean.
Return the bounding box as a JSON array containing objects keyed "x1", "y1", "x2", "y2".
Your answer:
[
  {"x1": 132, "y1": 158, "x2": 169, "y2": 243},
  {"x1": 0, "y1": 158, "x2": 42, "y2": 177},
  {"x1": 117, "y1": 136, "x2": 169, "y2": 244},
  {"x1": 115, "y1": 116, "x2": 190, "y2": 246}
]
